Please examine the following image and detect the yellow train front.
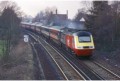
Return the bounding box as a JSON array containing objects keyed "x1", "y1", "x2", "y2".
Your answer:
[
  {"x1": 73, "y1": 31, "x2": 94, "y2": 57},
  {"x1": 63, "y1": 29, "x2": 95, "y2": 57}
]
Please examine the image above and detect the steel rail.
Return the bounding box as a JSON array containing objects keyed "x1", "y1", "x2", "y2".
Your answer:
[
  {"x1": 93, "y1": 61, "x2": 120, "y2": 79},
  {"x1": 30, "y1": 42, "x2": 46, "y2": 79}
]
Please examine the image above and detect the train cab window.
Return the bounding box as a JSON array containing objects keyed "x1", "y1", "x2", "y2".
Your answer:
[
  {"x1": 79, "y1": 36, "x2": 91, "y2": 42},
  {"x1": 77, "y1": 31, "x2": 91, "y2": 42}
]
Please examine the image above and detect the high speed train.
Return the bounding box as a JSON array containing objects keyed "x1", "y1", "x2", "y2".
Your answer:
[{"x1": 21, "y1": 22, "x2": 95, "y2": 57}]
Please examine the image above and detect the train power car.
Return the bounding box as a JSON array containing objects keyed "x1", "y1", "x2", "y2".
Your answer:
[{"x1": 60, "y1": 28, "x2": 94, "y2": 57}]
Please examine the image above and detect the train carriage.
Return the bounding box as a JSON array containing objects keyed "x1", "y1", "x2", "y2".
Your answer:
[
  {"x1": 31, "y1": 23, "x2": 37, "y2": 31},
  {"x1": 21, "y1": 22, "x2": 31, "y2": 29},
  {"x1": 49, "y1": 26, "x2": 62, "y2": 45},
  {"x1": 36, "y1": 23, "x2": 43, "y2": 33},
  {"x1": 40, "y1": 26, "x2": 50, "y2": 39}
]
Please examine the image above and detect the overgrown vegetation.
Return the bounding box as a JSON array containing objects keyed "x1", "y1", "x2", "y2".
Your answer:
[
  {"x1": 75, "y1": 1, "x2": 120, "y2": 52},
  {"x1": 0, "y1": 1, "x2": 21, "y2": 58}
]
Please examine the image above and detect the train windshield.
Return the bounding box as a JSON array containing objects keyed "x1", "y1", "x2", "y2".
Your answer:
[{"x1": 79, "y1": 36, "x2": 91, "y2": 42}]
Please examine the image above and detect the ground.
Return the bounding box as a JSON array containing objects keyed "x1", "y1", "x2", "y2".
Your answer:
[{"x1": 0, "y1": 38, "x2": 34, "y2": 80}]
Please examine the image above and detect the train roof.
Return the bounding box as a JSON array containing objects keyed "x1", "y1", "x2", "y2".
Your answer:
[
  {"x1": 31, "y1": 23, "x2": 37, "y2": 26},
  {"x1": 35, "y1": 22, "x2": 43, "y2": 27},
  {"x1": 39, "y1": 25, "x2": 50, "y2": 29},
  {"x1": 21, "y1": 22, "x2": 32, "y2": 25},
  {"x1": 49, "y1": 26, "x2": 64, "y2": 31},
  {"x1": 21, "y1": 22, "x2": 88, "y2": 35}
]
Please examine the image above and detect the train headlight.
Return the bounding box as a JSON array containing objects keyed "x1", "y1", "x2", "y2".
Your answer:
[
  {"x1": 77, "y1": 46, "x2": 83, "y2": 49},
  {"x1": 89, "y1": 46, "x2": 94, "y2": 49}
]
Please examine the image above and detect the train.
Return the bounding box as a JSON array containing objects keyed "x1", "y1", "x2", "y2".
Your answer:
[{"x1": 21, "y1": 22, "x2": 95, "y2": 57}]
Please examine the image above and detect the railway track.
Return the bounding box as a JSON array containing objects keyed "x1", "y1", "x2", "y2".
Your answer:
[
  {"x1": 29, "y1": 32, "x2": 85, "y2": 80},
  {"x1": 83, "y1": 60, "x2": 120, "y2": 80},
  {"x1": 30, "y1": 36, "x2": 68, "y2": 80},
  {"x1": 26, "y1": 30, "x2": 120, "y2": 80},
  {"x1": 31, "y1": 42, "x2": 67, "y2": 80}
]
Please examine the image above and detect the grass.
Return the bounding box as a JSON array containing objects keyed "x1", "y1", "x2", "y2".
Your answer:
[{"x1": 0, "y1": 40, "x2": 6, "y2": 57}]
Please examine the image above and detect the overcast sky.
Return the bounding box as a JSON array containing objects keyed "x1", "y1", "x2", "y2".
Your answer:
[{"x1": 0, "y1": 0, "x2": 92, "y2": 19}]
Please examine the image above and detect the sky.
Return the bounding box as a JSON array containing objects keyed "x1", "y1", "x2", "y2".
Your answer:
[{"x1": 0, "y1": 0, "x2": 92, "y2": 19}]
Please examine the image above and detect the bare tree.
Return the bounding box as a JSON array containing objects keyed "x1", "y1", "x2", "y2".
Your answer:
[{"x1": 33, "y1": 7, "x2": 57, "y2": 25}]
